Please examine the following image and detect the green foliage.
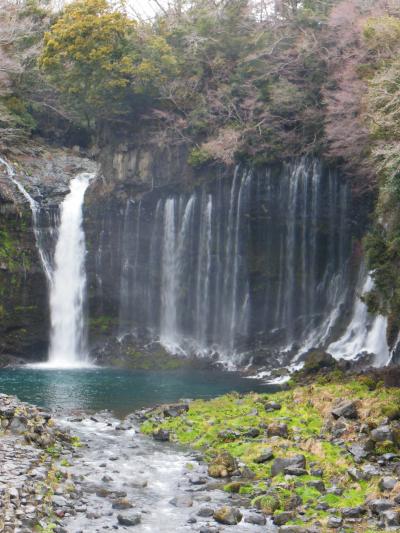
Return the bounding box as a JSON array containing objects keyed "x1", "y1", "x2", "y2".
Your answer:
[
  {"x1": 40, "y1": 0, "x2": 177, "y2": 123},
  {"x1": 187, "y1": 147, "x2": 212, "y2": 167}
]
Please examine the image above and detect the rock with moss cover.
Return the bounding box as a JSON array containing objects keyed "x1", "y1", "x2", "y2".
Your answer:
[
  {"x1": 271, "y1": 455, "x2": 306, "y2": 477},
  {"x1": 208, "y1": 452, "x2": 237, "y2": 478},
  {"x1": 267, "y1": 422, "x2": 288, "y2": 437},
  {"x1": 213, "y1": 506, "x2": 242, "y2": 525}
]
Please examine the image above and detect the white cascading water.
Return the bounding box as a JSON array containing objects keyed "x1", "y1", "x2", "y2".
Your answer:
[
  {"x1": 48, "y1": 174, "x2": 93, "y2": 367},
  {"x1": 328, "y1": 274, "x2": 389, "y2": 365}
]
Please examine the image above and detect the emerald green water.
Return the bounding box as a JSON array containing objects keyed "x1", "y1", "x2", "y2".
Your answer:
[{"x1": 0, "y1": 368, "x2": 275, "y2": 415}]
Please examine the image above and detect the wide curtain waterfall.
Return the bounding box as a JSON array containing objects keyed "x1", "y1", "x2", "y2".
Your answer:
[{"x1": 92, "y1": 158, "x2": 362, "y2": 364}]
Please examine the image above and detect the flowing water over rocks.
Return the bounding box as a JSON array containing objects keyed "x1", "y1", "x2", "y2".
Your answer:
[{"x1": 57, "y1": 413, "x2": 275, "y2": 532}]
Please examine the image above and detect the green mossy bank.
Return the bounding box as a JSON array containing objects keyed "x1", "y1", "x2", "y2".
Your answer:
[{"x1": 141, "y1": 377, "x2": 400, "y2": 532}]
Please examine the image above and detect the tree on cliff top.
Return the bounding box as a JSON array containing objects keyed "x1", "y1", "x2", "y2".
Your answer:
[{"x1": 39, "y1": 0, "x2": 178, "y2": 126}]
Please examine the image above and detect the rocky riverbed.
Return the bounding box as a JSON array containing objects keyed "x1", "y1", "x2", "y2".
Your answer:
[
  {"x1": 0, "y1": 393, "x2": 273, "y2": 532},
  {"x1": 3, "y1": 371, "x2": 400, "y2": 532}
]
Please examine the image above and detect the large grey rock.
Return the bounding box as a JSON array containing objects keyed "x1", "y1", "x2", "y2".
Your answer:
[
  {"x1": 370, "y1": 425, "x2": 394, "y2": 443},
  {"x1": 340, "y1": 506, "x2": 366, "y2": 518},
  {"x1": 271, "y1": 455, "x2": 306, "y2": 477},
  {"x1": 368, "y1": 499, "x2": 394, "y2": 514},
  {"x1": 117, "y1": 513, "x2": 141, "y2": 526},
  {"x1": 327, "y1": 516, "x2": 342, "y2": 528},
  {"x1": 331, "y1": 401, "x2": 358, "y2": 420},
  {"x1": 254, "y1": 448, "x2": 274, "y2": 463},
  {"x1": 348, "y1": 443, "x2": 369, "y2": 462},
  {"x1": 244, "y1": 513, "x2": 266, "y2": 525}
]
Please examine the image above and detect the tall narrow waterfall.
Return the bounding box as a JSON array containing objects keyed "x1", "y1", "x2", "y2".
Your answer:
[
  {"x1": 48, "y1": 174, "x2": 92, "y2": 367},
  {"x1": 90, "y1": 157, "x2": 388, "y2": 366}
]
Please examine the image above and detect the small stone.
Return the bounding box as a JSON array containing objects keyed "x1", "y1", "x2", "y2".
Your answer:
[
  {"x1": 307, "y1": 480, "x2": 325, "y2": 493},
  {"x1": 381, "y1": 509, "x2": 400, "y2": 527},
  {"x1": 197, "y1": 507, "x2": 214, "y2": 517},
  {"x1": 284, "y1": 467, "x2": 308, "y2": 476},
  {"x1": 163, "y1": 403, "x2": 189, "y2": 417},
  {"x1": 117, "y1": 513, "x2": 141, "y2": 527},
  {"x1": 213, "y1": 506, "x2": 242, "y2": 525},
  {"x1": 264, "y1": 401, "x2": 282, "y2": 412},
  {"x1": 152, "y1": 428, "x2": 170, "y2": 441},
  {"x1": 327, "y1": 516, "x2": 342, "y2": 528},
  {"x1": 169, "y1": 495, "x2": 193, "y2": 508},
  {"x1": 243, "y1": 428, "x2": 260, "y2": 438},
  {"x1": 244, "y1": 513, "x2": 266, "y2": 525},
  {"x1": 379, "y1": 477, "x2": 397, "y2": 491},
  {"x1": 112, "y1": 498, "x2": 133, "y2": 510},
  {"x1": 273, "y1": 512, "x2": 294, "y2": 525},
  {"x1": 267, "y1": 422, "x2": 288, "y2": 438}
]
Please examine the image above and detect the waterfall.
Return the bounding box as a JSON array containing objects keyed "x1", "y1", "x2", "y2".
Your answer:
[
  {"x1": 328, "y1": 273, "x2": 389, "y2": 365},
  {"x1": 48, "y1": 174, "x2": 93, "y2": 367},
  {"x1": 0, "y1": 156, "x2": 53, "y2": 281}
]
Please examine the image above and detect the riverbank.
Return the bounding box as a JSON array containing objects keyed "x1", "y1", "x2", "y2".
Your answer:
[
  {"x1": 141, "y1": 373, "x2": 400, "y2": 532},
  {"x1": 3, "y1": 371, "x2": 400, "y2": 532},
  {"x1": 0, "y1": 394, "x2": 79, "y2": 532}
]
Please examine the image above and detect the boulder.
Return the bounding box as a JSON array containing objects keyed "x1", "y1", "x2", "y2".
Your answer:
[
  {"x1": 267, "y1": 422, "x2": 288, "y2": 438},
  {"x1": 307, "y1": 480, "x2": 325, "y2": 493},
  {"x1": 213, "y1": 506, "x2": 242, "y2": 525},
  {"x1": 243, "y1": 428, "x2": 260, "y2": 438},
  {"x1": 379, "y1": 477, "x2": 397, "y2": 491},
  {"x1": 163, "y1": 403, "x2": 189, "y2": 417},
  {"x1": 348, "y1": 443, "x2": 370, "y2": 462},
  {"x1": 340, "y1": 506, "x2": 366, "y2": 518},
  {"x1": 197, "y1": 507, "x2": 214, "y2": 517},
  {"x1": 208, "y1": 452, "x2": 237, "y2": 478},
  {"x1": 327, "y1": 516, "x2": 342, "y2": 528},
  {"x1": 264, "y1": 401, "x2": 282, "y2": 412},
  {"x1": 368, "y1": 499, "x2": 395, "y2": 514},
  {"x1": 244, "y1": 513, "x2": 266, "y2": 525},
  {"x1": 273, "y1": 512, "x2": 294, "y2": 525},
  {"x1": 152, "y1": 428, "x2": 170, "y2": 442},
  {"x1": 370, "y1": 425, "x2": 394, "y2": 443},
  {"x1": 117, "y1": 513, "x2": 141, "y2": 526},
  {"x1": 254, "y1": 448, "x2": 274, "y2": 463},
  {"x1": 303, "y1": 350, "x2": 336, "y2": 373},
  {"x1": 271, "y1": 455, "x2": 306, "y2": 477},
  {"x1": 331, "y1": 401, "x2": 358, "y2": 420}
]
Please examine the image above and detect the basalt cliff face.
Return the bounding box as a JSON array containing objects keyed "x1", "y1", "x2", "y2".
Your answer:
[{"x1": 84, "y1": 135, "x2": 375, "y2": 373}]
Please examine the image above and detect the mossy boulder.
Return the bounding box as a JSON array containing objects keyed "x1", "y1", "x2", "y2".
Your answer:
[{"x1": 208, "y1": 451, "x2": 237, "y2": 478}]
